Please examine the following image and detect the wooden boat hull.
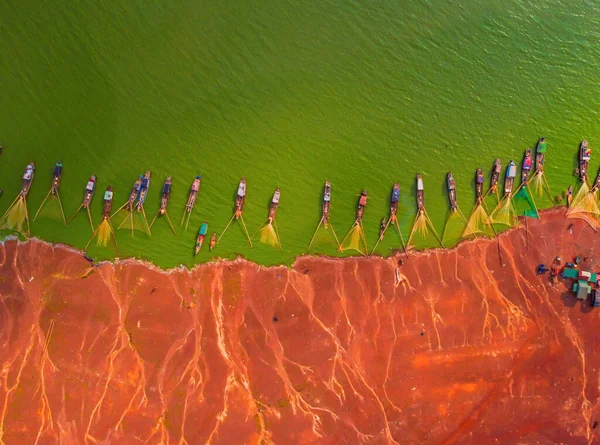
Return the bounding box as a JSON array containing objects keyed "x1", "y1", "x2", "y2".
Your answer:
[{"x1": 194, "y1": 235, "x2": 205, "y2": 255}]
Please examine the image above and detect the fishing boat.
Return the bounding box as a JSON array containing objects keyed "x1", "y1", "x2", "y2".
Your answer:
[
  {"x1": 20, "y1": 162, "x2": 35, "y2": 197},
  {"x1": 379, "y1": 218, "x2": 386, "y2": 241},
  {"x1": 125, "y1": 176, "x2": 143, "y2": 211},
  {"x1": 51, "y1": 161, "x2": 63, "y2": 194},
  {"x1": 103, "y1": 186, "x2": 114, "y2": 218},
  {"x1": 447, "y1": 172, "x2": 457, "y2": 211},
  {"x1": 475, "y1": 168, "x2": 484, "y2": 202},
  {"x1": 186, "y1": 176, "x2": 201, "y2": 211},
  {"x1": 209, "y1": 232, "x2": 217, "y2": 251},
  {"x1": 136, "y1": 170, "x2": 151, "y2": 212},
  {"x1": 235, "y1": 178, "x2": 246, "y2": 219},
  {"x1": 390, "y1": 183, "x2": 400, "y2": 219},
  {"x1": 521, "y1": 149, "x2": 532, "y2": 184},
  {"x1": 268, "y1": 188, "x2": 281, "y2": 222},
  {"x1": 158, "y1": 177, "x2": 172, "y2": 215},
  {"x1": 194, "y1": 221, "x2": 208, "y2": 255},
  {"x1": 356, "y1": 190, "x2": 368, "y2": 223},
  {"x1": 82, "y1": 175, "x2": 97, "y2": 209},
  {"x1": 535, "y1": 137, "x2": 547, "y2": 171},
  {"x1": 504, "y1": 160, "x2": 517, "y2": 197},
  {"x1": 416, "y1": 174, "x2": 424, "y2": 212},
  {"x1": 490, "y1": 159, "x2": 502, "y2": 193},
  {"x1": 323, "y1": 180, "x2": 331, "y2": 228},
  {"x1": 580, "y1": 140, "x2": 591, "y2": 182}
]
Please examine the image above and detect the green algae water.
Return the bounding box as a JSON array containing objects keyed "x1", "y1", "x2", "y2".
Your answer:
[{"x1": 1, "y1": 0, "x2": 599, "y2": 268}]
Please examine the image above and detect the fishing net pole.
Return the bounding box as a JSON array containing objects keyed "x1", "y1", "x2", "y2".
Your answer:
[{"x1": 68, "y1": 204, "x2": 95, "y2": 233}]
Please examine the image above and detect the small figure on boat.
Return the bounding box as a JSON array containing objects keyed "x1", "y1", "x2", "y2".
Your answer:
[
  {"x1": 219, "y1": 177, "x2": 252, "y2": 246},
  {"x1": 209, "y1": 232, "x2": 217, "y2": 251},
  {"x1": 475, "y1": 168, "x2": 484, "y2": 202},
  {"x1": 308, "y1": 180, "x2": 340, "y2": 251},
  {"x1": 194, "y1": 221, "x2": 208, "y2": 255},
  {"x1": 149, "y1": 176, "x2": 176, "y2": 235},
  {"x1": 34, "y1": 161, "x2": 66, "y2": 225},
  {"x1": 521, "y1": 149, "x2": 533, "y2": 184},
  {"x1": 68, "y1": 174, "x2": 97, "y2": 232},
  {"x1": 0, "y1": 162, "x2": 35, "y2": 235},
  {"x1": 447, "y1": 172, "x2": 457, "y2": 212},
  {"x1": 181, "y1": 175, "x2": 201, "y2": 231},
  {"x1": 504, "y1": 160, "x2": 517, "y2": 197},
  {"x1": 580, "y1": 140, "x2": 591, "y2": 183}
]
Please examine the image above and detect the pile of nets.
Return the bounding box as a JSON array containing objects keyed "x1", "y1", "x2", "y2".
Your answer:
[{"x1": 566, "y1": 182, "x2": 600, "y2": 230}]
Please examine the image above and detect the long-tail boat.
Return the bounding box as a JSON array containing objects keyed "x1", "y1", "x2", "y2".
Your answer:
[
  {"x1": 50, "y1": 161, "x2": 63, "y2": 194},
  {"x1": 447, "y1": 172, "x2": 457, "y2": 211},
  {"x1": 268, "y1": 188, "x2": 280, "y2": 223},
  {"x1": 580, "y1": 140, "x2": 591, "y2": 182},
  {"x1": 521, "y1": 149, "x2": 532, "y2": 184},
  {"x1": 158, "y1": 177, "x2": 172, "y2": 215},
  {"x1": 235, "y1": 178, "x2": 246, "y2": 219},
  {"x1": 535, "y1": 137, "x2": 547, "y2": 171},
  {"x1": 390, "y1": 183, "x2": 400, "y2": 220},
  {"x1": 82, "y1": 175, "x2": 96, "y2": 209},
  {"x1": 356, "y1": 190, "x2": 367, "y2": 223},
  {"x1": 209, "y1": 232, "x2": 217, "y2": 251},
  {"x1": 136, "y1": 170, "x2": 151, "y2": 212},
  {"x1": 103, "y1": 186, "x2": 114, "y2": 218},
  {"x1": 416, "y1": 174, "x2": 424, "y2": 213},
  {"x1": 125, "y1": 175, "x2": 143, "y2": 211},
  {"x1": 186, "y1": 176, "x2": 201, "y2": 212},
  {"x1": 194, "y1": 221, "x2": 208, "y2": 255},
  {"x1": 490, "y1": 159, "x2": 502, "y2": 193},
  {"x1": 475, "y1": 168, "x2": 484, "y2": 202},
  {"x1": 323, "y1": 180, "x2": 331, "y2": 228},
  {"x1": 378, "y1": 218, "x2": 386, "y2": 241},
  {"x1": 20, "y1": 162, "x2": 35, "y2": 197},
  {"x1": 504, "y1": 160, "x2": 517, "y2": 197}
]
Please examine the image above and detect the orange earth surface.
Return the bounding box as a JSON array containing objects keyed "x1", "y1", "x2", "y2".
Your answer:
[{"x1": 1, "y1": 208, "x2": 600, "y2": 444}]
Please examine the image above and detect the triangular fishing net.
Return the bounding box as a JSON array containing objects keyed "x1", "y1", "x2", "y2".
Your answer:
[
  {"x1": 462, "y1": 204, "x2": 494, "y2": 238},
  {"x1": 340, "y1": 223, "x2": 367, "y2": 255},
  {"x1": 489, "y1": 197, "x2": 518, "y2": 227},
  {"x1": 513, "y1": 186, "x2": 539, "y2": 219}
]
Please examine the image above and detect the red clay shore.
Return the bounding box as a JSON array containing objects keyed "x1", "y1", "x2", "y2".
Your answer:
[{"x1": 1, "y1": 208, "x2": 600, "y2": 444}]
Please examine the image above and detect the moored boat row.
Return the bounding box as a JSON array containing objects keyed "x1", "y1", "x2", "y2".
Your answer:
[{"x1": 1, "y1": 137, "x2": 594, "y2": 256}]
